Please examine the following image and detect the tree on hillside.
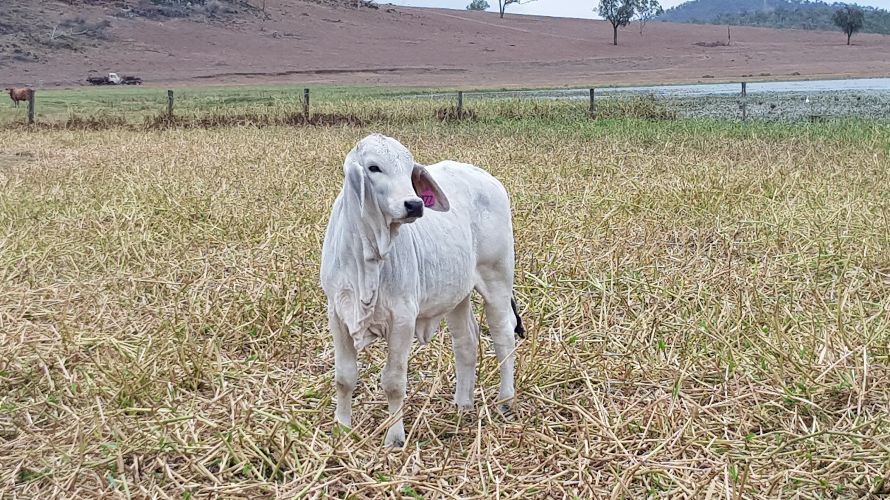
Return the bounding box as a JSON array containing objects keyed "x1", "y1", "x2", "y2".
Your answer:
[
  {"x1": 833, "y1": 5, "x2": 865, "y2": 45},
  {"x1": 467, "y1": 0, "x2": 489, "y2": 10},
  {"x1": 498, "y1": 0, "x2": 518, "y2": 18},
  {"x1": 637, "y1": 0, "x2": 663, "y2": 35},
  {"x1": 599, "y1": 0, "x2": 637, "y2": 45}
]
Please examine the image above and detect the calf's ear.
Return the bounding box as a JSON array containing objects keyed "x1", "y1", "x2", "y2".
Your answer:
[
  {"x1": 412, "y1": 164, "x2": 450, "y2": 212},
  {"x1": 343, "y1": 147, "x2": 369, "y2": 213}
]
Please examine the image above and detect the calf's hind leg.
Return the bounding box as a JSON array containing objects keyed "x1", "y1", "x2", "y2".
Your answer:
[
  {"x1": 445, "y1": 295, "x2": 479, "y2": 410},
  {"x1": 476, "y1": 273, "x2": 518, "y2": 414}
]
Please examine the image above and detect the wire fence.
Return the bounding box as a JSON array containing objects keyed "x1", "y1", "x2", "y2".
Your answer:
[
  {"x1": 392, "y1": 79, "x2": 890, "y2": 122},
  {"x1": 5, "y1": 78, "x2": 890, "y2": 127}
]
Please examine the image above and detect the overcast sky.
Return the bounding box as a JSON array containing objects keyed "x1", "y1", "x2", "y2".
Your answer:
[{"x1": 386, "y1": 0, "x2": 890, "y2": 19}]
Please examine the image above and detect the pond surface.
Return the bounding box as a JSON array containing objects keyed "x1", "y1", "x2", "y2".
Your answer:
[
  {"x1": 536, "y1": 77, "x2": 890, "y2": 98},
  {"x1": 398, "y1": 77, "x2": 890, "y2": 120}
]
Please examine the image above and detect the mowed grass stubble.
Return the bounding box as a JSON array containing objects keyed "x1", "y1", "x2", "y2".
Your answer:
[{"x1": 2, "y1": 119, "x2": 890, "y2": 497}]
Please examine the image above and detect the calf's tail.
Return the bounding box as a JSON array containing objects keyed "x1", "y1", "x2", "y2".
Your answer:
[{"x1": 511, "y1": 297, "x2": 526, "y2": 339}]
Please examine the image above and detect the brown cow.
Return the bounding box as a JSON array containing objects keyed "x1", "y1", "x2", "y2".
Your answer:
[{"x1": 5, "y1": 87, "x2": 34, "y2": 107}]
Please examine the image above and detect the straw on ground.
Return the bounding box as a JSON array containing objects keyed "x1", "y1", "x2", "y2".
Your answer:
[{"x1": 1, "y1": 115, "x2": 889, "y2": 498}]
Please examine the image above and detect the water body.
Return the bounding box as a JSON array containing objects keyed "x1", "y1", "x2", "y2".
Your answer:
[
  {"x1": 508, "y1": 77, "x2": 890, "y2": 120},
  {"x1": 526, "y1": 77, "x2": 890, "y2": 99},
  {"x1": 400, "y1": 77, "x2": 890, "y2": 120}
]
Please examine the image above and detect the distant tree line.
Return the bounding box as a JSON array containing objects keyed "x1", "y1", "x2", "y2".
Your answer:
[
  {"x1": 466, "y1": 0, "x2": 489, "y2": 10},
  {"x1": 659, "y1": 0, "x2": 890, "y2": 35}
]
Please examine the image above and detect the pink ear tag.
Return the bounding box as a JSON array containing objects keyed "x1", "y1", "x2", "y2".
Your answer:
[{"x1": 420, "y1": 189, "x2": 436, "y2": 208}]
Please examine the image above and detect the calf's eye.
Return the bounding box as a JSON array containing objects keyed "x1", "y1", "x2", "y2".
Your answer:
[{"x1": 369, "y1": 165, "x2": 381, "y2": 173}]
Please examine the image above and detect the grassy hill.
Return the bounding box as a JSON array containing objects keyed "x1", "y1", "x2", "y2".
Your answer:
[
  {"x1": 0, "y1": 0, "x2": 249, "y2": 68},
  {"x1": 4, "y1": 0, "x2": 890, "y2": 88},
  {"x1": 659, "y1": 0, "x2": 890, "y2": 34}
]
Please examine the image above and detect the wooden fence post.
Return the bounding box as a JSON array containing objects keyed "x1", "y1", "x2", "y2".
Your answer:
[
  {"x1": 589, "y1": 88, "x2": 596, "y2": 118},
  {"x1": 740, "y1": 82, "x2": 747, "y2": 122},
  {"x1": 167, "y1": 90, "x2": 174, "y2": 117},
  {"x1": 457, "y1": 91, "x2": 463, "y2": 117},
  {"x1": 28, "y1": 92, "x2": 35, "y2": 125},
  {"x1": 303, "y1": 88, "x2": 310, "y2": 120}
]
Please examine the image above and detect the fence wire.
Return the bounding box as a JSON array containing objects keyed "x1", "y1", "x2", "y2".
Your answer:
[
  {"x1": 391, "y1": 79, "x2": 890, "y2": 122},
  {"x1": 5, "y1": 79, "x2": 890, "y2": 126}
]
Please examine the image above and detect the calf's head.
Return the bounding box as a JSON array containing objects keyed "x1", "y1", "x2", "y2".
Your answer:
[{"x1": 344, "y1": 134, "x2": 449, "y2": 223}]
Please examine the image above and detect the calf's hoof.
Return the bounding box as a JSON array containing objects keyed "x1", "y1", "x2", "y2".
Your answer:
[
  {"x1": 455, "y1": 401, "x2": 474, "y2": 412},
  {"x1": 497, "y1": 403, "x2": 514, "y2": 419},
  {"x1": 384, "y1": 428, "x2": 406, "y2": 448},
  {"x1": 384, "y1": 437, "x2": 405, "y2": 448}
]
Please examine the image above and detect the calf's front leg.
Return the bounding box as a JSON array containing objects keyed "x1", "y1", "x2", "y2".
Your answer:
[
  {"x1": 380, "y1": 319, "x2": 413, "y2": 447},
  {"x1": 331, "y1": 310, "x2": 358, "y2": 428}
]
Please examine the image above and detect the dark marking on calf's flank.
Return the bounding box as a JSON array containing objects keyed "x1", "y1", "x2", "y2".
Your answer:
[
  {"x1": 511, "y1": 297, "x2": 525, "y2": 338},
  {"x1": 475, "y1": 192, "x2": 490, "y2": 209}
]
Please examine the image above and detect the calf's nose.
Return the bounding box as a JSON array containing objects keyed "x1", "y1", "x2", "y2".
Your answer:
[{"x1": 404, "y1": 200, "x2": 424, "y2": 218}]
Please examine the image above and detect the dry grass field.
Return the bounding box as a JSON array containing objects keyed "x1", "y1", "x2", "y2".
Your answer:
[{"x1": 2, "y1": 108, "x2": 890, "y2": 497}]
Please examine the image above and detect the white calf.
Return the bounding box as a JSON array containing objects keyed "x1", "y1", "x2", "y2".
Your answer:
[{"x1": 320, "y1": 133, "x2": 524, "y2": 447}]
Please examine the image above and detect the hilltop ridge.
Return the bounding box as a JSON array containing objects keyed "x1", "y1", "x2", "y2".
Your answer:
[{"x1": 2, "y1": 0, "x2": 890, "y2": 88}]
